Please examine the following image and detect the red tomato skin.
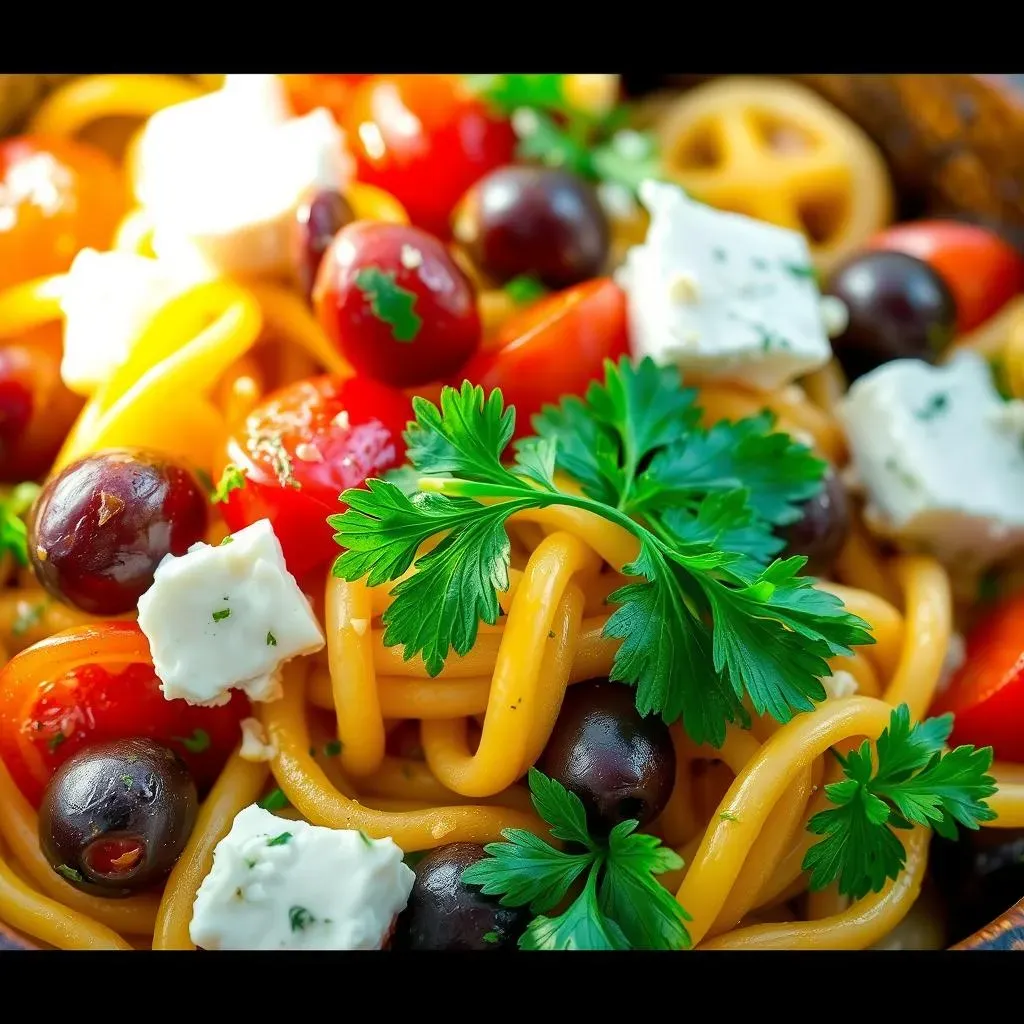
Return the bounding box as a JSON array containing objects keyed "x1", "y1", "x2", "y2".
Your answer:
[
  {"x1": 866, "y1": 220, "x2": 1024, "y2": 333},
  {"x1": 460, "y1": 278, "x2": 630, "y2": 438},
  {"x1": 343, "y1": 75, "x2": 516, "y2": 238},
  {"x1": 0, "y1": 659, "x2": 247, "y2": 807},
  {"x1": 931, "y1": 593, "x2": 1024, "y2": 762},
  {"x1": 220, "y1": 374, "x2": 413, "y2": 577},
  {"x1": 313, "y1": 221, "x2": 481, "y2": 389}
]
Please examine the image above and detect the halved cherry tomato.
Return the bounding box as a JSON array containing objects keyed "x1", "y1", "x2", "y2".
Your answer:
[
  {"x1": 0, "y1": 135, "x2": 127, "y2": 291},
  {"x1": 866, "y1": 220, "x2": 1024, "y2": 333},
  {"x1": 0, "y1": 323, "x2": 84, "y2": 481},
  {"x1": 931, "y1": 592, "x2": 1024, "y2": 762},
  {"x1": 219, "y1": 374, "x2": 412, "y2": 577},
  {"x1": 460, "y1": 278, "x2": 630, "y2": 438},
  {"x1": 0, "y1": 623, "x2": 247, "y2": 806},
  {"x1": 281, "y1": 74, "x2": 371, "y2": 123},
  {"x1": 343, "y1": 75, "x2": 516, "y2": 238},
  {"x1": 314, "y1": 221, "x2": 481, "y2": 388}
]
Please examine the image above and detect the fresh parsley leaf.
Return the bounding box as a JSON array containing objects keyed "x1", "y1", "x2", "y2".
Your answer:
[
  {"x1": 803, "y1": 705, "x2": 997, "y2": 899},
  {"x1": 466, "y1": 74, "x2": 568, "y2": 117},
  {"x1": 175, "y1": 728, "x2": 211, "y2": 754},
  {"x1": 463, "y1": 769, "x2": 689, "y2": 950},
  {"x1": 56, "y1": 864, "x2": 84, "y2": 883},
  {"x1": 354, "y1": 266, "x2": 422, "y2": 344},
  {"x1": 213, "y1": 464, "x2": 247, "y2": 504},
  {"x1": 0, "y1": 482, "x2": 41, "y2": 566},
  {"x1": 589, "y1": 130, "x2": 663, "y2": 195},
  {"x1": 259, "y1": 788, "x2": 290, "y2": 811},
  {"x1": 212, "y1": 608, "x2": 231, "y2": 623},
  {"x1": 482, "y1": 930, "x2": 500, "y2": 944},
  {"x1": 513, "y1": 107, "x2": 593, "y2": 179},
  {"x1": 504, "y1": 274, "x2": 547, "y2": 306}
]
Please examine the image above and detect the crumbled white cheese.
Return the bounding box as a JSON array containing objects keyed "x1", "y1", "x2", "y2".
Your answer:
[
  {"x1": 821, "y1": 670, "x2": 859, "y2": 701},
  {"x1": 135, "y1": 75, "x2": 353, "y2": 280},
  {"x1": 618, "y1": 180, "x2": 831, "y2": 389},
  {"x1": 58, "y1": 249, "x2": 193, "y2": 395},
  {"x1": 137, "y1": 519, "x2": 325, "y2": 707},
  {"x1": 239, "y1": 718, "x2": 277, "y2": 762},
  {"x1": 839, "y1": 351, "x2": 1024, "y2": 569},
  {"x1": 190, "y1": 805, "x2": 414, "y2": 950}
]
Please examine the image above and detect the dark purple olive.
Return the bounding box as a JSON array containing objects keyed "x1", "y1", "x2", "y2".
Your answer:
[
  {"x1": 293, "y1": 187, "x2": 355, "y2": 299},
  {"x1": 28, "y1": 447, "x2": 208, "y2": 615},
  {"x1": 929, "y1": 828, "x2": 1024, "y2": 945},
  {"x1": 538, "y1": 679, "x2": 675, "y2": 835},
  {"x1": 824, "y1": 250, "x2": 957, "y2": 381},
  {"x1": 39, "y1": 737, "x2": 198, "y2": 897},
  {"x1": 452, "y1": 165, "x2": 609, "y2": 289},
  {"x1": 392, "y1": 843, "x2": 529, "y2": 950},
  {"x1": 777, "y1": 466, "x2": 850, "y2": 577}
]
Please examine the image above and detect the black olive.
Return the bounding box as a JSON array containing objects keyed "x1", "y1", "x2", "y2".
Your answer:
[
  {"x1": 537, "y1": 679, "x2": 676, "y2": 835},
  {"x1": 392, "y1": 843, "x2": 529, "y2": 950},
  {"x1": 777, "y1": 466, "x2": 851, "y2": 577},
  {"x1": 39, "y1": 737, "x2": 198, "y2": 897}
]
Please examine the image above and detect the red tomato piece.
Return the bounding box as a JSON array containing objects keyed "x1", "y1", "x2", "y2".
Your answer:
[
  {"x1": 343, "y1": 75, "x2": 516, "y2": 238},
  {"x1": 0, "y1": 135, "x2": 127, "y2": 291},
  {"x1": 219, "y1": 374, "x2": 412, "y2": 577},
  {"x1": 931, "y1": 593, "x2": 1024, "y2": 762},
  {"x1": 0, "y1": 623, "x2": 247, "y2": 806},
  {"x1": 460, "y1": 278, "x2": 631, "y2": 438},
  {"x1": 866, "y1": 220, "x2": 1024, "y2": 333},
  {"x1": 314, "y1": 221, "x2": 481, "y2": 389}
]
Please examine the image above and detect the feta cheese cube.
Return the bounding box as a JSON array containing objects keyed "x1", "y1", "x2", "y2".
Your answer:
[
  {"x1": 190, "y1": 805, "x2": 414, "y2": 950},
  {"x1": 238, "y1": 718, "x2": 277, "y2": 763},
  {"x1": 135, "y1": 76, "x2": 352, "y2": 280},
  {"x1": 838, "y1": 351, "x2": 1024, "y2": 568},
  {"x1": 821, "y1": 669, "x2": 859, "y2": 701},
  {"x1": 58, "y1": 249, "x2": 192, "y2": 395},
  {"x1": 137, "y1": 519, "x2": 325, "y2": 707},
  {"x1": 618, "y1": 180, "x2": 831, "y2": 390}
]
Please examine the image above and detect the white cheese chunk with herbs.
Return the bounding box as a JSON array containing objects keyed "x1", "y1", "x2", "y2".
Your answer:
[
  {"x1": 618, "y1": 180, "x2": 831, "y2": 389},
  {"x1": 838, "y1": 352, "x2": 1024, "y2": 568},
  {"x1": 137, "y1": 519, "x2": 324, "y2": 707},
  {"x1": 58, "y1": 249, "x2": 192, "y2": 395},
  {"x1": 136, "y1": 75, "x2": 352, "y2": 280},
  {"x1": 190, "y1": 805, "x2": 414, "y2": 950}
]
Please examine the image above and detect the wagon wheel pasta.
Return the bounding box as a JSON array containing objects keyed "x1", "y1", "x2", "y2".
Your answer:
[{"x1": 1, "y1": 71, "x2": 1024, "y2": 954}]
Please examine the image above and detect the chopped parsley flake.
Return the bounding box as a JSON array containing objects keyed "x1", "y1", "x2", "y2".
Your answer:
[
  {"x1": 56, "y1": 864, "x2": 84, "y2": 884},
  {"x1": 220, "y1": 535, "x2": 234, "y2": 546},
  {"x1": 354, "y1": 266, "x2": 422, "y2": 343},
  {"x1": 914, "y1": 392, "x2": 949, "y2": 421},
  {"x1": 251, "y1": 432, "x2": 300, "y2": 490},
  {"x1": 719, "y1": 811, "x2": 740, "y2": 823},
  {"x1": 259, "y1": 788, "x2": 290, "y2": 811},
  {"x1": 358, "y1": 830, "x2": 374, "y2": 847},
  {"x1": 289, "y1": 905, "x2": 316, "y2": 932},
  {"x1": 504, "y1": 275, "x2": 547, "y2": 306},
  {"x1": 212, "y1": 608, "x2": 231, "y2": 623},
  {"x1": 267, "y1": 832, "x2": 293, "y2": 847},
  {"x1": 47, "y1": 731, "x2": 66, "y2": 753},
  {"x1": 782, "y1": 261, "x2": 818, "y2": 282},
  {"x1": 175, "y1": 728, "x2": 211, "y2": 754},
  {"x1": 323, "y1": 740, "x2": 343, "y2": 757},
  {"x1": 121, "y1": 774, "x2": 133, "y2": 790},
  {"x1": 213, "y1": 464, "x2": 247, "y2": 503},
  {"x1": 482, "y1": 930, "x2": 500, "y2": 944},
  {"x1": 266, "y1": 631, "x2": 277, "y2": 646}
]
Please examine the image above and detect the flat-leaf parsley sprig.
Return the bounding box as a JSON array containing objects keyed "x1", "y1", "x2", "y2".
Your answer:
[
  {"x1": 803, "y1": 705, "x2": 997, "y2": 900},
  {"x1": 461, "y1": 768, "x2": 690, "y2": 950},
  {"x1": 330, "y1": 357, "x2": 872, "y2": 747}
]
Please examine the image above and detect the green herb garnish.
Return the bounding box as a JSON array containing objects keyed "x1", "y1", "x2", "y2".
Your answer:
[
  {"x1": 462, "y1": 768, "x2": 689, "y2": 950},
  {"x1": 212, "y1": 608, "x2": 231, "y2": 623},
  {"x1": 267, "y1": 832, "x2": 293, "y2": 847},
  {"x1": 803, "y1": 705, "x2": 997, "y2": 900},
  {"x1": 56, "y1": 864, "x2": 84, "y2": 884},
  {"x1": 175, "y1": 728, "x2": 211, "y2": 754},
  {"x1": 289, "y1": 906, "x2": 316, "y2": 932},
  {"x1": 329, "y1": 357, "x2": 870, "y2": 746},
  {"x1": 220, "y1": 535, "x2": 234, "y2": 546},
  {"x1": 121, "y1": 774, "x2": 133, "y2": 790},
  {"x1": 213, "y1": 464, "x2": 247, "y2": 504},
  {"x1": 266, "y1": 631, "x2": 277, "y2": 646},
  {"x1": 504, "y1": 274, "x2": 548, "y2": 306},
  {"x1": 259, "y1": 788, "x2": 290, "y2": 811},
  {"x1": 354, "y1": 266, "x2": 422, "y2": 343},
  {"x1": 323, "y1": 740, "x2": 343, "y2": 757},
  {"x1": 0, "y1": 482, "x2": 41, "y2": 567},
  {"x1": 47, "y1": 731, "x2": 66, "y2": 753},
  {"x1": 914, "y1": 392, "x2": 949, "y2": 422},
  {"x1": 482, "y1": 930, "x2": 500, "y2": 944}
]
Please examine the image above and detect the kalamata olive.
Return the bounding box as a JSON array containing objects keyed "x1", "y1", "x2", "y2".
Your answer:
[
  {"x1": 292, "y1": 187, "x2": 355, "y2": 299},
  {"x1": 39, "y1": 737, "x2": 198, "y2": 897},
  {"x1": 537, "y1": 679, "x2": 676, "y2": 835},
  {"x1": 776, "y1": 466, "x2": 850, "y2": 577},
  {"x1": 28, "y1": 448, "x2": 208, "y2": 615},
  {"x1": 392, "y1": 843, "x2": 529, "y2": 950},
  {"x1": 452, "y1": 165, "x2": 610, "y2": 289},
  {"x1": 929, "y1": 828, "x2": 1024, "y2": 945},
  {"x1": 824, "y1": 250, "x2": 957, "y2": 381}
]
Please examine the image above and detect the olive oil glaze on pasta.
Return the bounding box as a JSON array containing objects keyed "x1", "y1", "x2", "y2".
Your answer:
[{"x1": 0, "y1": 73, "x2": 1023, "y2": 952}]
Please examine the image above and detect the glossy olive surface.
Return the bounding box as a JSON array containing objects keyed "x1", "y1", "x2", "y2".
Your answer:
[
  {"x1": 453, "y1": 165, "x2": 610, "y2": 289},
  {"x1": 538, "y1": 679, "x2": 676, "y2": 835},
  {"x1": 28, "y1": 448, "x2": 209, "y2": 615},
  {"x1": 39, "y1": 738, "x2": 198, "y2": 898},
  {"x1": 824, "y1": 250, "x2": 957, "y2": 381},
  {"x1": 777, "y1": 467, "x2": 851, "y2": 577},
  {"x1": 293, "y1": 187, "x2": 355, "y2": 299},
  {"x1": 392, "y1": 843, "x2": 529, "y2": 950}
]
